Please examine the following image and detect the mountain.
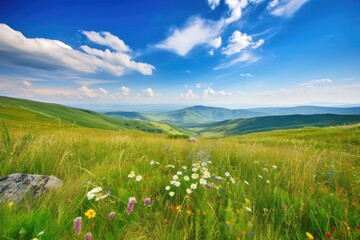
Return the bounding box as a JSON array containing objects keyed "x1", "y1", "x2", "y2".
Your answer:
[
  {"x1": 106, "y1": 105, "x2": 360, "y2": 126},
  {"x1": 192, "y1": 114, "x2": 360, "y2": 138},
  {"x1": 0, "y1": 96, "x2": 184, "y2": 134}
]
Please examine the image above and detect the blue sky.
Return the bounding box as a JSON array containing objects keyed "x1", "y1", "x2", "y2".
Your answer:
[{"x1": 0, "y1": 0, "x2": 359, "y2": 107}]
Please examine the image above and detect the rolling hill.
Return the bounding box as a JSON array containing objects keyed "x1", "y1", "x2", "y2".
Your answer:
[
  {"x1": 0, "y1": 96, "x2": 184, "y2": 134},
  {"x1": 106, "y1": 105, "x2": 360, "y2": 126},
  {"x1": 192, "y1": 114, "x2": 360, "y2": 138}
]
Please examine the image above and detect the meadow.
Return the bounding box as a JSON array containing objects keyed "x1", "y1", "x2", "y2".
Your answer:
[{"x1": 0, "y1": 119, "x2": 359, "y2": 240}]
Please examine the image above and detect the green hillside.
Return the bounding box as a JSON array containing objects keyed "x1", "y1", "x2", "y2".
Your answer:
[
  {"x1": 193, "y1": 114, "x2": 360, "y2": 137},
  {"x1": 0, "y1": 96, "x2": 183, "y2": 134}
]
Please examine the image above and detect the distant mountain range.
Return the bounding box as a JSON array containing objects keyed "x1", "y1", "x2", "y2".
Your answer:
[
  {"x1": 106, "y1": 105, "x2": 360, "y2": 126},
  {"x1": 1, "y1": 96, "x2": 360, "y2": 137},
  {"x1": 191, "y1": 114, "x2": 360, "y2": 138}
]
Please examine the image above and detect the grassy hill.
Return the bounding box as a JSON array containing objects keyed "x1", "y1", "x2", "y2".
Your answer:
[
  {"x1": 0, "y1": 96, "x2": 184, "y2": 134},
  {"x1": 0, "y1": 117, "x2": 359, "y2": 239},
  {"x1": 193, "y1": 114, "x2": 360, "y2": 137}
]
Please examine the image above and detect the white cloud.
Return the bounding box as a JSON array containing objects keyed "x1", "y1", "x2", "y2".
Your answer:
[
  {"x1": 155, "y1": 17, "x2": 224, "y2": 56},
  {"x1": 179, "y1": 89, "x2": 200, "y2": 100},
  {"x1": 252, "y1": 39, "x2": 265, "y2": 49},
  {"x1": 209, "y1": 50, "x2": 214, "y2": 56},
  {"x1": 22, "y1": 80, "x2": 32, "y2": 87},
  {"x1": 78, "y1": 86, "x2": 109, "y2": 98},
  {"x1": 203, "y1": 87, "x2": 232, "y2": 99},
  {"x1": 208, "y1": 0, "x2": 221, "y2": 10},
  {"x1": 0, "y1": 24, "x2": 155, "y2": 76},
  {"x1": 143, "y1": 88, "x2": 154, "y2": 97},
  {"x1": 214, "y1": 52, "x2": 260, "y2": 70},
  {"x1": 209, "y1": 37, "x2": 222, "y2": 49},
  {"x1": 249, "y1": 0, "x2": 266, "y2": 3},
  {"x1": 224, "y1": 0, "x2": 249, "y2": 24},
  {"x1": 270, "y1": 0, "x2": 310, "y2": 18},
  {"x1": 299, "y1": 78, "x2": 333, "y2": 86},
  {"x1": 120, "y1": 86, "x2": 131, "y2": 96},
  {"x1": 82, "y1": 31, "x2": 131, "y2": 52},
  {"x1": 222, "y1": 30, "x2": 265, "y2": 55},
  {"x1": 240, "y1": 73, "x2": 254, "y2": 77}
]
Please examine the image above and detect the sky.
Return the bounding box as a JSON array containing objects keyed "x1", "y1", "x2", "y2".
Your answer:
[{"x1": 0, "y1": 0, "x2": 360, "y2": 108}]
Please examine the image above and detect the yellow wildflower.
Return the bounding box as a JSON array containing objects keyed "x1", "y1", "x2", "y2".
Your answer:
[
  {"x1": 306, "y1": 232, "x2": 314, "y2": 240},
  {"x1": 245, "y1": 198, "x2": 250, "y2": 204},
  {"x1": 85, "y1": 209, "x2": 96, "y2": 219}
]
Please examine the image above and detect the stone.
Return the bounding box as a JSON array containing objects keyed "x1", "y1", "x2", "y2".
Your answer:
[
  {"x1": 0, "y1": 173, "x2": 63, "y2": 203},
  {"x1": 187, "y1": 137, "x2": 199, "y2": 143}
]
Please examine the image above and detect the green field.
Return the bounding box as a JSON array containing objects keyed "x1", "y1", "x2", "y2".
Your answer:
[{"x1": 0, "y1": 97, "x2": 360, "y2": 239}]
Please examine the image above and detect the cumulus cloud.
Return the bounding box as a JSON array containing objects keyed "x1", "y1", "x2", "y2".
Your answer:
[
  {"x1": 269, "y1": 0, "x2": 310, "y2": 18},
  {"x1": 82, "y1": 31, "x2": 131, "y2": 52},
  {"x1": 22, "y1": 80, "x2": 32, "y2": 87},
  {"x1": 203, "y1": 87, "x2": 232, "y2": 99},
  {"x1": 208, "y1": 0, "x2": 221, "y2": 10},
  {"x1": 179, "y1": 89, "x2": 200, "y2": 100},
  {"x1": 78, "y1": 86, "x2": 110, "y2": 98},
  {"x1": 0, "y1": 23, "x2": 155, "y2": 76},
  {"x1": 209, "y1": 37, "x2": 222, "y2": 49},
  {"x1": 155, "y1": 17, "x2": 224, "y2": 56},
  {"x1": 120, "y1": 86, "x2": 131, "y2": 96},
  {"x1": 143, "y1": 88, "x2": 154, "y2": 97},
  {"x1": 224, "y1": 0, "x2": 249, "y2": 24},
  {"x1": 222, "y1": 30, "x2": 265, "y2": 56}
]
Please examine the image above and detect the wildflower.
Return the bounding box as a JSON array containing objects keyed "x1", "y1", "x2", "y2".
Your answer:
[
  {"x1": 174, "y1": 181, "x2": 181, "y2": 187},
  {"x1": 306, "y1": 232, "x2": 314, "y2": 240},
  {"x1": 73, "y1": 217, "x2": 82, "y2": 234},
  {"x1": 177, "y1": 171, "x2": 182, "y2": 175},
  {"x1": 175, "y1": 205, "x2": 181, "y2": 212},
  {"x1": 186, "y1": 188, "x2": 192, "y2": 194},
  {"x1": 85, "y1": 209, "x2": 96, "y2": 219},
  {"x1": 357, "y1": 225, "x2": 360, "y2": 230},
  {"x1": 263, "y1": 168, "x2": 269, "y2": 172},
  {"x1": 95, "y1": 191, "x2": 110, "y2": 201},
  {"x1": 85, "y1": 232, "x2": 92, "y2": 240},
  {"x1": 230, "y1": 177, "x2": 235, "y2": 184},
  {"x1": 166, "y1": 165, "x2": 175, "y2": 168},
  {"x1": 192, "y1": 167, "x2": 198, "y2": 172},
  {"x1": 136, "y1": 175, "x2": 142, "y2": 181},
  {"x1": 245, "y1": 198, "x2": 250, "y2": 204},
  {"x1": 8, "y1": 201, "x2": 14, "y2": 207},
  {"x1": 225, "y1": 172, "x2": 230, "y2": 177},
  {"x1": 186, "y1": 210, "x2": 192, "y2": 216},
  {"x1": 144, "y1": 197, "x2": 152, "y2": 206},
  {"x1": 150, "y1": 160, "x2": 155, "y2": 165},
  {"x1": 258, "y1": 175, "x2": 263, "y2": 179},
  {"x1": 244, "y1": 180, "x2": 250, "y2": 185},
  {"x1": 191, "y1": 173, "x2": 199, "y2": 179},
  {"x1": 170, "y1": 180, "x2": 176, "y2": 185},
  {"x1": 249, "y1": 231, "x2": 254, "y2": 237},
  {"x1": 108, "y1": 211, "x2": 115, "y2": 221},
  {"x1": 331, "y1": 226, "x2": 337, "y2": 231},
  {"x1": 199, "y1": 178, "x2": 207, "y2": 185},
  {"x1": 32, "y1": 238, "x2": 39, "y2": 240},
  {"x1": 128, "y1": 171, "x2": 135, "y2": 178},
  {"x1": 325, "y1": 232, "x2": 332, "y2": 238},
  {"x1": 173, "y1": 175, "x2": 179, "y2": 181},
  {"x1": 165, "y1": 186, "x2": 171, "y2": 191},
  {"x1": 183, "y1": 176, "x2": 190, "y2": 181},
  {"x1": 190, "y1": 183, "x2": 197, "y2": 190},
  {"x1": 169, "y1": 191, "x2": 175, "y2": 197},
  {"x1": 202, "y1": 171, "x2": 211, "y2": 178},
  {"x1": 37, "y1": 231, "x2": 45, "y2": 236},
  {"x1": 272, "y1": 165, "x2": 278, "y2": 169},
  {"x1": 182, "y1": 166, "x2": 187, "y2": 170},
  {"x1": 205, "y1": 183, "x2": 212, "y2": 188},
  {"x1": 266, "y1": 180, "x2": 270, "y2": 184},
  {"x1": 245, "y1": 207, "x2": 252, "y2": 212},
  {"x1": 126, "y1": 197, "x2": 137, "y2": 214}
]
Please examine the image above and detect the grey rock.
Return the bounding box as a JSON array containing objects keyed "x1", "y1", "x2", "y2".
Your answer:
[
  {"x1": 0, "y1": 173, "x2": 63, "y2": 203},
  {"x1": 187, "y1": 137, "x2": 199, "y2": 143}
]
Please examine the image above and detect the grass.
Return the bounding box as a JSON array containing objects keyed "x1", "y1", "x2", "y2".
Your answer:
[{"x1": 0, "y1": 120, "x2": 359, "y2": 239}]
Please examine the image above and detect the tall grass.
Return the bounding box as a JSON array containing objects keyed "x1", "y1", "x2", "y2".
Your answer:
[{"x1": 0, "y1": 124, "x2": 359, "y2": 239}]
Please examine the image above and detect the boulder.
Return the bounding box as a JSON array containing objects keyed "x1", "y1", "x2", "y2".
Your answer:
[
  {"x1": 0, "y1": 173, "x2": 63, "y2": 203},
  {"x1": 187, "y1": 137, "x2": 199, "y2": 143}
]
